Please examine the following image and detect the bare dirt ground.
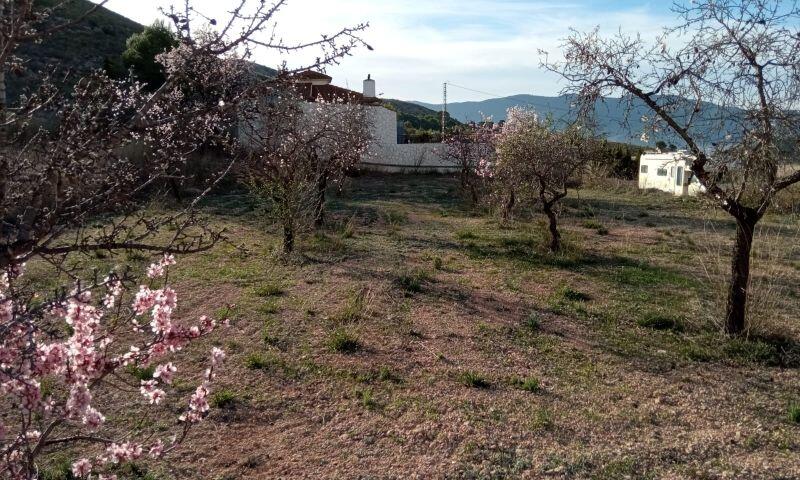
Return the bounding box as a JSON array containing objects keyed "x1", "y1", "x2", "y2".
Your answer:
[{"x1": 41, "y1": 174, "x2": 800, "y2": 479}]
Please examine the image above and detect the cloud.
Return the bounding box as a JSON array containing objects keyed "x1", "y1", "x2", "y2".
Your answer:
[{"x1": 96, "y1": 0, "x2": 675, "y2": 102}]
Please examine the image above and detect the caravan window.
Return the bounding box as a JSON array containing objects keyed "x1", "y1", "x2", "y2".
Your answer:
[
  {"x1": 640, "y1": 165, "x2": 648, "y2": 174},
  {"x1": 656, "y1": 167, "x2": 668, "y2": 176}
]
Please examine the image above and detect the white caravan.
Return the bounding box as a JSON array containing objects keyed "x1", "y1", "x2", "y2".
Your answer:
[{"x1": 638, "y1": 151, "x2": 705, "y2": 197}]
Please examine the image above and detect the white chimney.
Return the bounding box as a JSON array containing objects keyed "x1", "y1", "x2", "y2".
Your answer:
[{"x1": 363, "y1": 74, "x2": 376, "y2": 98}]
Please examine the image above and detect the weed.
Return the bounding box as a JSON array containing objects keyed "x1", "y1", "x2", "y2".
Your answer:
[
  {"x1": 514, "y1": 377, "x2": 541, "y2": 393},
  {"x1": 582, "y1": 220, "x2": 604, "y2": 230},
  {"x1": 211, "y1": 389, "x2": 237, "y2": 408},
  {"x1": 524, "y1": 312, "x2": 540, "y2": 331},
  {"x1": 126, "y1": 364, "x2": 155, "y2": 381},
  {"x1": 459, "y1": 371, "x2": 490, "y2": 389},
  {"x1": 530, "y1": 407, "x2": 554, "y2": 430},
  {"x1": 433, "y1": 256, "x2": 445, "y2": 270},
  {"x1": 723, "y1": 338, "x2": 779, "y2": 366},
  {"x1": 558, "y1": 285, "x2": 591, "y2": 302},
  {"x1": 252, "y1": 281, "x2": 284, "y2": 297},
  {"x1": 327, "y1": 328, "x2": 361, "y2": 353},
  {"x1": 355, "y1": 387, "x2": 378, "y2": 410},
  {"x1": 245, "y1": 353, "x2": 270, "y2": 370},
  {"x1": 637, "y1": 314, "x2": 684, "y2": 332},
  {"x1": 395, "y1": 268, "x2": 431, "y2": 294},
  {"x1": 333, "y1": 288, "x2": 370, "y2": 324},
  {"x1": 455, "y1": 229, "x2": 478, "y2": 240},
  {"x1": 788, "y1": 402, "x2": 800, "y2": 424},
  {"x1": 256, "y1": 299, "x2": 280, "y2": 315}
]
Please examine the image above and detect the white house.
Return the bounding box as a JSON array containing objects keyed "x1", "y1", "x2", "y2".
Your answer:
[
  {"x1": 289, "y1": 72, "x2": 452, "y2": 173},
  {"x1": 638, "y1": 151, "x2": 705, "y2": 196}
]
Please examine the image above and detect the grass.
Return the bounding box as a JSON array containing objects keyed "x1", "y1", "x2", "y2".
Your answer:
[
  {"x1": 326, "y1": 328, "x2": 361, "y2": 353},
  {"x1": 211, "y1": 389, "x2": 238, "y2": 409},
  {"x1": 514, "y1": 377, "x2": 542, "y2": 393},
  {"x1": 394, "y1": 268, "x2": 432, "y2": 294},
  {"x1": 252, "y1": 281, "x2": 285, "y2": 297},
  {"x1": 636, "y1": 313, "x2": 684, "y2": 332},
  {"x1": 29, "y1": 174, "x2": 800, "y2": 477},
  {"x1": 788, "y1": 402, "x2": 800, "y2": 424},
  {"x1": 458, "y1": 371, "x2": 491, "y2": 389}
]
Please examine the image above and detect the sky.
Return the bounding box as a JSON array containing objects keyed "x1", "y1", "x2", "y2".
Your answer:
[{"x1": 93, "y1": 0, "x2": 678, "y2": 104}]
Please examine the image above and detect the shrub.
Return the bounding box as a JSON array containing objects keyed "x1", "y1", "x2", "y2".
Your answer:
[
  {"x1": 327, "y1": 328, "x2": 361, "y2": 353},
  {"x1": 459, "y1": 371, "x2": 490, "y2": 389}
]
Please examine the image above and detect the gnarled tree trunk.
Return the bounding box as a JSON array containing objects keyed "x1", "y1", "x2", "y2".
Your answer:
[
  {"x1": 283, "y1": 222, "x2": 294, "y2": 254},
  {"x1": 314, "y1": 171, "x2": 328, "y2": 229},
  {"x1": 502, "y1": 189, "x2": 515, "y2": 222},
  {"x1": 542, "y1": 200, "x2": 561, "y2": 252},
  {"x1": 724, "y1": 217, "x2": 756, "y2": 335}
]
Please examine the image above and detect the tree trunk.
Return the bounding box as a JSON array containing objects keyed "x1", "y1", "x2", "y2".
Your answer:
[
  {"x1": 724, "y1": 218, "x2": 756, "y2": 335},
  {"x1": 283, "y1": 222, "x2": 294, "y2": 254},
  {"x1": 502, "y1": 189, "x2": 515, "y2": 221},
  {"x1": 542, "y1": 200, "x2": 561, "y2": 252},
  {"x1": 0, "y1": 70, "x2": 8, "y2": 204},
  {"x1": 314, "y1": 172, "x2": 328, "y2": 229}
]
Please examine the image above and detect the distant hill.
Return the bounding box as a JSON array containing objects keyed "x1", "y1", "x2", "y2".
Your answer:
[
  {"x1": 8, "y1": 0, "x2": 278, "y2": 102},
  {"x1": 414, "y1": 94, "x2": 737, "y2": 147},
  {"x1": 8, "y1": 0, "x2": 143, "y2": 101},
  {"x1": 382, "y1": 99, "x2": 442, "y2": 118}
]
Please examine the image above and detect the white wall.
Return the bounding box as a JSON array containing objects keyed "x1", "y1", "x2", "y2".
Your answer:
[{"x1": 360, "y1": 106, "x2": 456, "y2": 173}]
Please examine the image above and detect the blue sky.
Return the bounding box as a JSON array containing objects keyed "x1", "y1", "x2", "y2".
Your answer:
[{"x1": 95, "y1": 0, "x2": 678, "y2": 103}]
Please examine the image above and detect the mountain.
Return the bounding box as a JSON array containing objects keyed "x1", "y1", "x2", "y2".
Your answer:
[
  {"x1": 7, "y1": 0, "x2": 278, "y2": 102},
  {"x1": 413, "y1": 94, "x2": 736, "y2": 147},
  {"x1": 8, "y1": 0, "x2": 143, "y2": 102}
]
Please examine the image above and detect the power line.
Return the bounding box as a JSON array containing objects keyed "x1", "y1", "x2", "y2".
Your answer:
[{"x1": 445, "y1": 82, "x2": 506, "y2": 100}]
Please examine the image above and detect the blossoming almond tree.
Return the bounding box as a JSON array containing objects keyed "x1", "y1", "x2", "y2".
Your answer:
[
  {"x1": 0, "y1": 1, "x2": 371, "y2": 477},
  {"x1": 494, "y1": 107, "x2": 601, "y2": 252},
  {"x1": 239, "y1": 87, "x2": 371, "y2": 252},
  {"x1": 1, "y1": 255, "x2": 226, "y2": 479},
  {"x1": 542, "y1": 0, "x2": 800, "y2": 334},
  {"x1": 443, "y1": 122, "x2": 498, "y2": 205}
]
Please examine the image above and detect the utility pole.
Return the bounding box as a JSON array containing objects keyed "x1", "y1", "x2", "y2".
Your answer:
[{"x1": 441, "y1": 82, "x2": 447, "y2": 137}]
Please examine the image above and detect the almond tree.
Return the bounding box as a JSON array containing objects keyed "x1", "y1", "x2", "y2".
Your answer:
[
  {"x1": 239, "y1": 88, "x2": 371, "y2": 252},
  {"x1": 0, "y1": 0, "x2": 370, "y2": 476},
  {"x1": 495, "y1": 107, "x2": 600, "y2": 252},
  {"x1": 543, "y1": 0, "x2": 800, "y2": 335},
  {"x1": 443, "y1": 122, "x2": 498, "y2": 205}
]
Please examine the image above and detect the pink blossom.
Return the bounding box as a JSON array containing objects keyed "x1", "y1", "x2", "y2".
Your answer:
[
  {"x1": 140, "y1": 380, "x2": 166, "y2": 405},
  {"x1": 104, "y1": 442, "x2": 143, "y2": 464},
  {"x1": 153, "y1": 362, "x2": 177, "y2": 384},
  {"x1": 133, "y1": 286, "x2": 156, "y2": 315},
  {"x1": 211, "y1": 347, "x2": 226, "y2": 367},
  {"x1": 148, "y1": 438, "x2": 165, "y2": 458},
  {"x1": 71, "y1": 458, "x2": 92, "y2": 477}
]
